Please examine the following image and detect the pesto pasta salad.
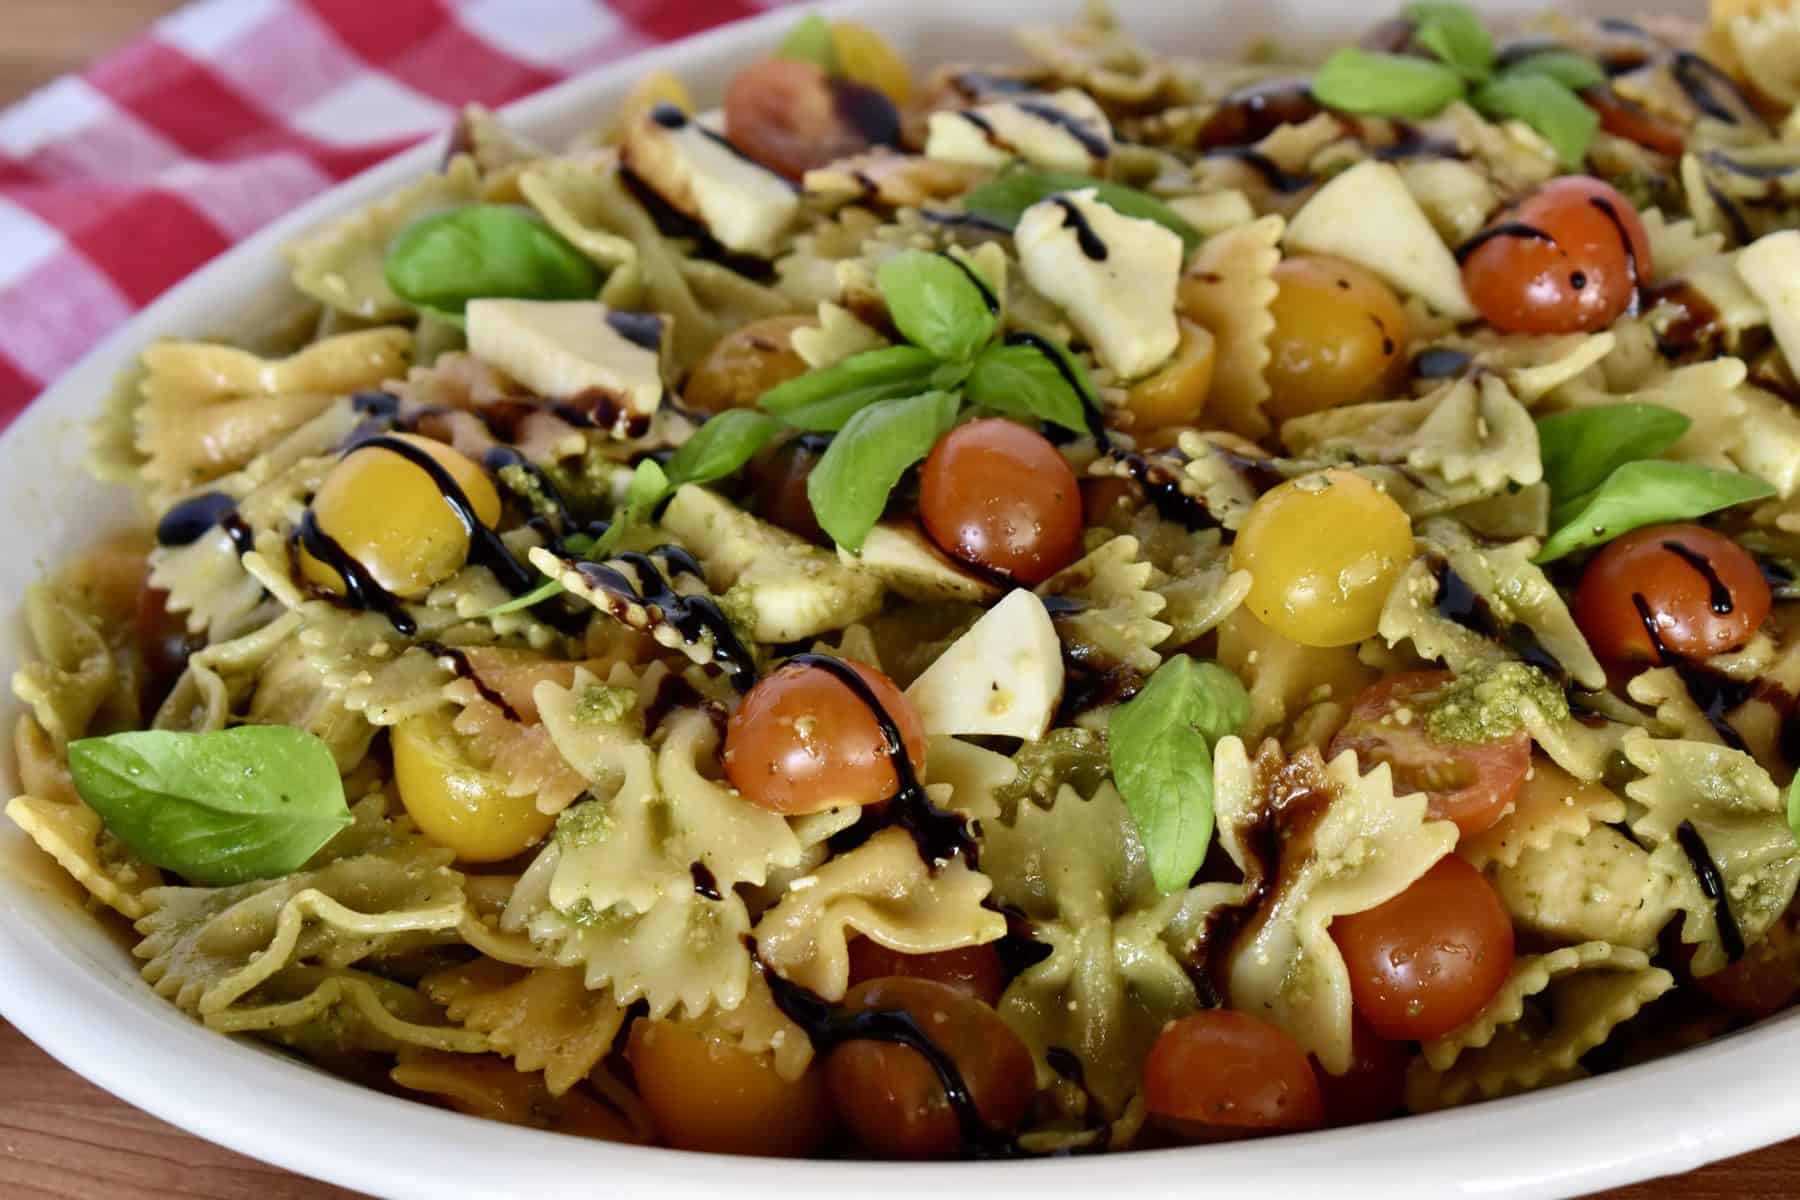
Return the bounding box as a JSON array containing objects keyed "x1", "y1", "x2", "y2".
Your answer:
[{"x1": 15, "y1": 0, "x2": 1800, "y2": 1159}]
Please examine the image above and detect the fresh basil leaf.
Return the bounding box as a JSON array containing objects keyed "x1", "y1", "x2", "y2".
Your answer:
[
  {"x1": 1471, "y1": 72, "x2": 1598, "y2": 168},
  {"x1": 966, "y1": 341, "x2": 1090, "y2": 435},
  {"x1": 959, "y1": 171, "x2": 1202, "y2": 253},
  {"x1": 665, "y1": 410, "x2": 783, "y2": 489},
  {"x1": 808, "y1": 391, "x2": 961, "y2": 551},
  {"x1": 68, "y1": 727, "x2": 351, "y2": 887},
  {"x1": 385, "y1": 205, "x2": 601, "y2": 316},
  {"x1": 1536, "y1": 460, "x2": 1774, "y2": 563},
  {"x1": 1537, "y1": 404, "x2": 1692, "y2": 524},
  {"x1": 1407, "y1": 1, "x2": 1494, "y2": 82},
  {"x1": 775, "y1": 12, "x2": 839, "y2": 72},
  {"x1": 1312, "y1": 48, "x2": 1467, "y2": 119},
  {"x1": 1501, "y1": 50, "x2": 1607, "y2": 91},
  {"x1": 760, "y1": 345, "x2": 950, "y2": 431},
  {"x1": 876, "y1": 250, "x2": 997, "y2": 363},
  {"x1": 1109, "y1": 656, "x2": 1248, "y2": 894}
]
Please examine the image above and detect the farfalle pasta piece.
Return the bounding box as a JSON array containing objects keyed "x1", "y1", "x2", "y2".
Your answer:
[
  {"x1": 1729, "y1": 6, "x2": 1800, "y2": 111},
  {"x1": 1489, "y1": 825, "x2": 1681, "y2": 952},
  {"x1": 422, "y1": 958, "x2": 627, "y2": 1097},
  {"x1": 296, "y1": 605, "x2": 474, "y2": 727},
  {"x1": 208, "y1": 966, "x2": 488, "y2": 1056},
  {"x1": 1176, "y1": 214, "x2": 1283, "y2": 438},
  {"x1": 1035, "y1": 536, "x2": 1171, "y2": 674},
  {"x1": 1100, "y1": 506, "x2": 1253, "y2": 648},
  {"x1": 440, "y1": 648, "x2": 609, "y2": 817},
  {"x1": 754, "y1": 827, "x2": 1004, "y2": 1000},
  {"x1": 1210, "y1": 738, "x2": 1458, "y2": 1074},
  {"x1": 1641, "y1": 207, "x2": 1727, "y2": 281},
  {"x1": 710, "y1": 971, "x2": 815, "y2": 1082},
  {"x1": 283, "y1": 156, "x2": 481, "y2": 320},
  {"x1": 1397, "y1": 157, "x2": 1501, "y2": 245},
  {"x1": 1459, "y1": 759, "x2": 1628, "y2": 872},
  {"x1": 154, "y1": 612, "x2": 302, "y2": 734},
  {"x1": 391, "y1": 1050, "x2": 646, "y2": 1140},
  {"x1": 1017, "y1": 5, "x2": 1179, "y2": 108},
  {"x1": 1407, "y1": 942, "x2": 1674, "y2": 1111},
  {"x1": 1424, "y1": 330, "x2": 1616, "y2": 406},
  {"x1": 790, "y1": 301, "x2": 885, "y2": 369},
  {"x1": 245, "y1": 635, "x2": 376, "y2": 773},
  {"x1": 984, "y1": 780, "x2": 1201, "y2": 1116},
  {"x1": 1626, "y1": 631, "x2": 1777, "y2": 746},
  {"x1": 1550, "y1": 358, "x2": 1752, "y2": 473},
  {"x1": 11, "y1": 583, "x2": 126, "y2": 748},
  {"x1": 1622, "y1": 730, "x2": 1800, "y2": 976},
  {"x1": 1214, "y1": 607, "x2": 1378, "y2": 742},
  {"x1": 518, "y1": 153, "x2": 639, "y2": 271},
  {"x1": 1280, "y1": 374, "x2": 1542, "y2": 494}
]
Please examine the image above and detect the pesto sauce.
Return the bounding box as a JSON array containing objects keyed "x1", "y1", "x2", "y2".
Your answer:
[
  {"x1": 1423, "y1": 661, "x2": 1569, "y2": 745},
  {"x1": 575, "y1": 683, "x2": 639, "y2": 728}
]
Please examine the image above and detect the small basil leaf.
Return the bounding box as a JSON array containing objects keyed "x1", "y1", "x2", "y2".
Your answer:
[
  {"x1": 1471, "y1": 72, "x2": 1598, "y2": 168},
  {"x1": 68, "y1": 727, "x2": 352, "y2": 887},
  {"x1": 1501, "y1": 50, "x2": 1607, "y2": 92},
  {"x1": 1109, "y1": 656, "x2": 1248, "y2": 894},
  {"x1": 876, "y1": 250, "x2": 997, "y2": 363},
  {"x1": 665, "y1": 410, "x2": 783, "y2": 489},
  {"x1": 1312, "y1": 48, "x2": 1467, "y2": 119},
  {"x1": 775, "y1": 12, "x2": 839, "y2": 72},
  {"x1": 760, "y1": 345, "x2": 946, "y2": 431},
  {"x1": 1536, "y1": 460, "x2": 1774, "y2": 563},
  {"x1": 959, "y1": 171, "x2": 1202, "y2": 253},
  {"x1": 385, "y1": 205, "x2": 601, "y2": 316},
  {"x1": 595, "y1": 458, "x2": 671, "y2": 553},
  {"x1": 1537, "y1": 404, "x2": 1692, "y2": 523},
  {"x1": 807, "y1": 391, "x2": 961, "y2": 551},
  {"x1": 1407, "y1": 1, "x2": 1495, "y2": 81},
  {"x1": 966, "y1": 341, "x2": 1090, "y2": 435}
]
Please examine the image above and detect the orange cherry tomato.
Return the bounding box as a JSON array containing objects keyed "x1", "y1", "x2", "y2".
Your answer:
[
  {"x1": 1331, "y1": 855, "x2": 1515, "y2": 1042},
  {"x1": 724, "y1": 58, "x2": 898, "y2": 181},
  {"x1": 1573, "y1": 523, "x2": 1770, "y2": 666},
  {"x1": 1328, "y1": 671, "x2": 1530, "y2": 837},
  {"x1": 1142, "y1": 1010, "x2": 1324, "y2": 1138},
  {"x1": 724, "y1": 658, "x2": 925, "y2": 814},
  {"x1": 824, "y1": 977, "x2": 1035, "y2": 1158},
  {"x1": 1694, "y1": 917, "x2": 1800, "y2": 1020},
  {"x1": 918, "y1": 418, "x2": 1084, "y2": 586},
  {"x1": 1460, "y1": 176, "x2": 1652, "y2": 334},
  {"x1": 846, "y1": 939, "x2": 1006, "y2": 1007},
  {"x1": 1314, "y1": 1019, "x2": 1411, "y2": 1127},
  {"x1": 626, "y1": 1019, "x2": 832, "y2": 1156}
]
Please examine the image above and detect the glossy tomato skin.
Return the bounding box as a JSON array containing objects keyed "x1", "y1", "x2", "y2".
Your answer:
[
  {"x1": 1461, "y1": 176, "x2": 1652, "y2": 334},
  {"x1": 1142, "y1": 1010, "x2": 1324, "y2": 1137},
  {"x1": 918, "y1": 418, "x2": 1084, "y2": 585},
  {"x1": 724, "y1": 659, "x2": 925, "y2": 814},
  {"x1": 754, "y1": 434, "x2": 829, "y2": 544},
  {"x1": 824, "y1": 977, "x2": 1035, "y2": 1158},
  {"x1": 1328, "y1": 671, "x2": 1530, "y2": 837},
  {"x1": 626, "y1": 1019, "x2": 833, "y2": 1156},
  {"x1": 1332, "y1": 855, "x2": 1515, "y2": 1041},
  {"x1": 846, "y1": 940, "x2": 1006, "y2": 1007},
  {"x1": 1314, "y1": 1019, "x2": 1410, "y2": 1128},
  {"x1": 725, "y1": 58, "x2": 897, "y2": 180},
  {"x1": 1573, "y1": 523, "x2": 1770, "y2": 665}
]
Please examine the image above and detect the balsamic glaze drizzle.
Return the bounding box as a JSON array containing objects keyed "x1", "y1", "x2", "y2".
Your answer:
[
  {"x1": 1661, "y1": 541, "x2": 1734, "y2": 614},
  {"x1": 1000, "y1": 332, "x2": 1110, "y2": 448},
  {"x1": 605, "y1": 310, "x2": 666, "y2": 352},
  {"x1": 1203, "y1": 146, "x2": 1314, "y2": 194},
  {"x1": 940, "y1": 251, "x2": 999, "y2": 313},
  {"x1": 1670, "y1": 51, "x2": 1762, "y2": 127},
  {"x1": 572, "y1": 548, "x2": 759, "y2": 693},
  {"x1": 786, "y1": 652, "x2": 976, "y2": 866},
  {"x1": 157, "y1": 491, "x2": 243, "y2": 549},
  {"x1": 1051, "y1": 197, "x2": 1108, "y2": 261},
  {"x1": 1676, "y1": 819, "x2": 1746, "y2": 963},
  {"x1": 1116, "y1": 453, "x2": 1218, "y2": 532},
  {"x1": 298, "y1": 510, "x2": 417, "y2": 636},
  {"x1": 1433, "y1": 564, "x2": 1569, "y2": 685},
  {"x1": 690, "y1": 863, "x2": 722, "y2": 901},
  {"x1": 1015, "y1": 101, "x2": 1110, "y2": 160},
  {"x1": 1454, "y1": 222, "x2": 1557, "y2": 264},
  {"x1": 1588, "y1": 195, "x2": 1643, "y2": 315},
  {"x1": 419, "y1": 640, "x2": 521, "y2": 722},
  {"x1": 1630, "y1": 592, "x2": 1753, "y2": 752}
]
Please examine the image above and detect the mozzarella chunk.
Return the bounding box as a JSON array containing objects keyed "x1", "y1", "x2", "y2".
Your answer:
[
  {"x1": 622, "y1": 105, "x2": 799, "y2": 255},
  {"x1": 926, "y1": 88, "x2": 1113, "y2": 174},
  {"x1": 841, "y1": 521, "x2": 1002, "y2": 604},
  {"x1": 1015, "y1": 188, "x2": 1182, "y2": 379},
  {"x1": 1283, "y1": 160, "x2": 1477, "y2": 320},
  {"x1": 905, "y1": 589, "x2": 1064, "y2": 739},
  {"x1": 465, "y1": 299, "x2": 663, "y2": 429},
  {"x1": 1737, "y1": 230, "x2": 1800, "y2": 379}
]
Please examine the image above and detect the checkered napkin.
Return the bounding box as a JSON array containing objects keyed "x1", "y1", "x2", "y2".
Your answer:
[{"x1": 0, "y1": 0, "x2": 785, "y2": 432}]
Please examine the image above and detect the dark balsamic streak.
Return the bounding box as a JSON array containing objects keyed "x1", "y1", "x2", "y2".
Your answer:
[
  {"x1": 156, "y1": 491, "x2": 241, "y2": 548},
  {"x1": 1676, "y1": 820, "x2": 1746, "y2": 963},
  {"x1": 1661, "y1": 541, "x2": 1733, "y2": 614},
  {"x1": 957, "y1": 109, "x2": 998, "y2": 139},
  {"x1": 1455, "y1": 222, "x2": 1557, "y2": 265},
  {"x1": 939, "y1": 251, "x2": 999, "y2": 313},
  {"x1": 1588, "y1": 196, "x2": 1643, "y2": 315},
  {"x1": 573, "y1": 548, "x2": 758, "y2": 693},
  {"x1": 1001, "y1": 332, "x2": 1109, "y2": 449},
  {"x1": 788, "y1": 652, "x2": 975, "y2": 867},
  {"x1": 1670, "y1": 51, "x2": 1763, "y2": 128},
  {"x1": 1630, "y1": 592, "x2": 1751, "y2": 752},
  {"x1": 920, "y1": 209, "x2": 1016, "y2": 235},
  {"x1": 1051, "y1": 197, "x2": 1108, "y2": 261},
  {"x1": 605, "y1": 310, "x2": 665, "y2": 352},
  {"x1": 1434, "y1": 563, "x2": 1569, "y2": 685},
  {"x1": 354, "y1": 435, "x2": 538, "y2": 596},
  {"x1": 690, "y1": 863, "x2": 722, "y2": 901},
  {"x1": 219, "y1": 514, "x2": 255, "y2": 558},
  {"x1": 1117, "y1": 453, "x2": 1218, "y2": 533},
  {"x1": 1703, "y1": 177, "x2": 1754, "y2": 246},
  {"x1": 419, "y1": 640, "x2": 521, "y2": 723},
  {"x1": 1203, "y1": 147, "x2": 1313, "y2": 193},
  {"x1": 297, "y1": 511, "x2": 417, "y2": 636},
  {"x1": 1015, "y1": 101, "x2": 1110, "y2": 160}
]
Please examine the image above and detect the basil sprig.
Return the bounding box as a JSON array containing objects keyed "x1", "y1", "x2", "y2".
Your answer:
[
  {"x1": 806, "y1": 391, "x2": 962, "y2": 549},
  {"x1": 958, "y1": 170, "x2": 1201, "y2": 253},
  {"x1": 68, "y1": 727, "x2": 352, "y2": 886},
  {"x1": 965, "y1": 341, "x2": 1091, "y2": 436},
  {"x1": 385, "y1": 205, "x2": 601, "y2": 320},
  {"x1": 761, "y1": 346, "x2": 960, "y2": 432},
  {"x1": 1310, "y1": 1, "x2": 1604, "y2": 167},
  {"x1": 1533, "y1": 403, "x2": 1774, "y2": 562},
  {"x1": 1109, "y1": 656, "x2": 1249, "y2": 893}
]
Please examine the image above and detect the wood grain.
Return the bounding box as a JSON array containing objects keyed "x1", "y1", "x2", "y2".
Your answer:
[{"x1": 2, "y1": 2, "x2": 1799, "y2": 1198}]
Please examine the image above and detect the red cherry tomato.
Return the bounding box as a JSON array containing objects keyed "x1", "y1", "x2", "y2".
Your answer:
[
  {"x1": 1142, "y1": 1010, "x2": 1324, "y2": 1137},
  {"x1": 846, "y1": 939, "x2": 1005, "y2": 1007},
  {"x1": 918, "y1": 418, "x2": 1084, "y2": 586},
  {"x1": 1460, "y1": 176, "x2": 1653, "y2": 334},
  {"x1": 724, "y1": 58, "x2": 897, "y2": 181},
  {"x1": 1581, "y1": 86, "x2": 1685, "y2": 157},
  {"x1": 1331, "y1": 855, "x2": 1515, "y2": 1042},
  {"x1": 724, "y1": 659, "x2": 925, "y2": 814},
  {"x1": 1314, "y1": 1020, "x2": 1411, "y2": 1127},
  {"x1": 754, "y1": 434, "x2": 829, "y2": 544},
  {"x1": 1573, "y1": 523, "x2": 1770, "y2": 666},
  {"x1": 1694, "y1": 917, "x2": 1799, "y2": 1020},
  {"x1": 1328, "y1": 671, "x2": 1530, "y2": 837}
]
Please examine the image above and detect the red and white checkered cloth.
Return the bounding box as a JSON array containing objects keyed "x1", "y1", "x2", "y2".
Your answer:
[{"x1": 0, "y1": 0, "x2": 788, "y2": 432}]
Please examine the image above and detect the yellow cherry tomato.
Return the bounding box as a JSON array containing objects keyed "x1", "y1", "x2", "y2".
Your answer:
[
  {"x1": 392, "y1": 709, "x2": 554, "y2": 862},
  {"x1": 1264, "y1": 255, "x2": 1409, "y2": 425},
  {"x1": 1125, "y1": 319, "x2": 1217, "y2": 431},
  {"x1": 830, "y1": 22, "x2": 911, "y2": 105},
  {"x1": 626, "y1": 1018, "x2": 833, "y2": 1156},
  {"x1": 1231, "y1": 468, "x2": 1413, "y2": 648},
  {"x1": 299, "y1": 434, "x2": 501, "y2": 601}
]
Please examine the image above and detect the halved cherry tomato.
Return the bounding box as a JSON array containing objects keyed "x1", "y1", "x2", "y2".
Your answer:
[
  {"x1": 918, "y1": 418, "x2": 1084, "y2": 585},
  {"x1": 1314, "y1": 1019, "x2": 1411, "y2": 1128},
  {"x1": 1142, "y1": 1010, "x2": 1324, "y2": 1138},
  {"x1": 1460, "y1": 176, "x2": 1652, "y2": 334},
  {"x1": 1328, "y1": 671, "x2": 1530, "y2": 837},
  {"x1": 1331, "y1": 855, "x2": 1515, "y2": 1042},
  {"x1": 1581, "y1": 85, "x2": 1685, "y2": 157},
  {"x1": 846, "y1": 939, "x2": 1005, "y2": 1007},
  {"x1": 1573, "y1": 523, "x2": 1770, "y2": 666},
  {"x1": 724, "y1": 658, "x2": 925, "y2": 814},
  {"x1": 725, "y1": 58, "x2": 898, "y2": 181}
]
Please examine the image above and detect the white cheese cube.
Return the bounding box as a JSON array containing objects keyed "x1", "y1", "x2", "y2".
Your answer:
[
  {"x1": 465, "y1": 299, "x2": 664, "y2": 431},
  {"x1": 622, "y1": 105, "x2": 800, "y2": 256},
  {"x1": 905, "y1": 589, "x2": 1064, "y2": 739},
  {"x1": 926, "y1": 88, "x2": 1113, "y2": 174}
]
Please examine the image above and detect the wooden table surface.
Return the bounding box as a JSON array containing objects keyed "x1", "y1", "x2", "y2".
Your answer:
[{"x1": 4, "y1": 2, "x2": 1800, "y2": 1197}]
